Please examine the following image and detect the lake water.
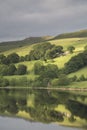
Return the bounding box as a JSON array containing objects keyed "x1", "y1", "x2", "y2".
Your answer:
[
  {"x1": 0, "y1": 88, "x2": 86, "y2": 130},
  {"x1": 0, "y1": 116, "x2": 80, "y2": 130}
]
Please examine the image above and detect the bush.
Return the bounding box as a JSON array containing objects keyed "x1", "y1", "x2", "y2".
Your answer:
[
  {"x1": 7, "y1": 53, "x2": 19, "y2": 63},
  {"x1": 16, "y1": 64, "x2": 27, "y2": 75},
  {"x1": 33, "y1": 61, "x2": 44, "y2": 75},
  {"x1": 67, "y1": 46, "x2": 75, "y2": 53},
  {"x1": 7, "y1": 64, "x2": 17, "y2": 75}
]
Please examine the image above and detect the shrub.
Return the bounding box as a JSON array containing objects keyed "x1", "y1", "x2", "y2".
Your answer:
[
  {"x1": 7, "y1": 53, "x2": 19, "y2": 63},
  {"x1": 16, "y1": 64, "x2": 27, "y2": 75},
  {"x1": 7, "y1": 64, "x2": 17, "y2": 75},
  {"x1": 33, "y1": 61, "x2": 44, "y2": 75},
  {"x1": 67, "y1": 46, "x2": 75, "y2": 53}
]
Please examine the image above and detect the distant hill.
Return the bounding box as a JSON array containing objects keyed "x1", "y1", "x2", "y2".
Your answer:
[
  {"x1": 24, "y1": 36, "x2": 53, "y2": 43},
  {"x1": 1, "y1": 29, "x2": 87, "y2": 53},
  {"x1": 0, "y1": 36, "x2": 53, "y2": 53},
  {"x1": 54, "y1": 29, "x2": 87, "y2": 39}
]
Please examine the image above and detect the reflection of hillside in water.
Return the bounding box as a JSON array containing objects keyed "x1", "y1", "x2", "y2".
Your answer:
[{"x1": 0, "y1": 89, "x2": 87, "y2": 128}]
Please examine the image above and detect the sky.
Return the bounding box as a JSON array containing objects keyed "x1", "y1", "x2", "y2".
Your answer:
[{"x1": 0, "y1": 0, "x2": 87, "y2": 41}]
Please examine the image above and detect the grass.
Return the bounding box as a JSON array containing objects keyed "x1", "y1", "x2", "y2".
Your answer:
[
  {"x1": 4, "y1": 44, "x2": 34, "y2": 56},
  {"x1": 51, "y1": 53, "x2": 76, "y2": 68},
  {"x1": 54, "y1": 29, "x2": 87, "y2": 39},
  {"x1": 50, "y1": 38, "x2": 87, "y2": 51},
  {"x1": 66, "y1": 81, "x2": 87, "y2": 88},
  {"x1": 68, "y1": 67, "x2": 87, "y2": 78}
]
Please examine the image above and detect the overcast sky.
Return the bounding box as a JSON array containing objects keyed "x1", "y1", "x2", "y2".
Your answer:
[{"x1": 0, "y1": 0, "x2": 87, "y2": 41}]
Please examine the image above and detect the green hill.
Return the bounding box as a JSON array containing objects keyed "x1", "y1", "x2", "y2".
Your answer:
[
  {"x1": 0, "y1": 36, "x2": 53, "y2": 53},
  {"x1": 0, "y1": 29, "x2": 87, "y2": 88},
  {"x1": 54, "y1": 29, "x2": 87, "y2": 39}
]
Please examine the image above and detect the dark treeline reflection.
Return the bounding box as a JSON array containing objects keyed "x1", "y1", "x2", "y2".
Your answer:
[{"x1": 0, "y1": 89, "x2": 87, "y2": 128}]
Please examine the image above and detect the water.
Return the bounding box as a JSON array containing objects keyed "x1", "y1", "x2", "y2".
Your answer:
[
  {"x1": 0, "y1": 88, "x2": 86, "y2": 130},
  {"x1": 0, "y1": 116, "x2": 79, "y2": 130}
]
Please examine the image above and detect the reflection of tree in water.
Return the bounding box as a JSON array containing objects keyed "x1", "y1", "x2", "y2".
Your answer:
[
  {"x1": 66, "y1": 99, "x2": 87, "y2": 120},
  {"x1": 0, "y1": 89, "x2": 87, "y2": 125}
]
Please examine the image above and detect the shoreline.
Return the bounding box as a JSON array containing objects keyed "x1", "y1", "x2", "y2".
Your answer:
[{"x1": 0, "y1": 86, "x2": 87, "y2": 91}]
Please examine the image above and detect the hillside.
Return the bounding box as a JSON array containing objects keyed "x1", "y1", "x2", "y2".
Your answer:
[
  {"x1": 1, "y1": 29, "x2": 87, "y2": 54},
  {"x1": 0, "y1": 29, "x2": 87, "y2": 88},
  {"x1": 0, "y1": 36, "x2": 53, "y2": 53},
  {"x1": 3, "y1": 37, "x2": 87, "y2": 56},
  {"x1": 54, "y1": 29, "x2": 87, "y2": 39}
]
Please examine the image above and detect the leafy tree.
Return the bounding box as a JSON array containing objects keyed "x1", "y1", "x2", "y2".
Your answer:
[
  {"x1": 64, "y1": 54, "x2": 84, "y2": 74},
  {"x1": 67, "y1": 46, "x2": 75, "y2": 53},
  {"x1": 7, "y1": 53, "x2": 19, "y2": 63},
  {"x1": 7, "y1": 64, "x2": 17, "y2": 75},
  {"x1": 19, "y1": 56, "x2": 25, "y2": 62},
  {"x1": 64, "y1": 50, "x2": 87, "y2": 74},
  {"x1": 39, "y1": 64, "x2": 59, "y2": 79},
  {"x1": 0, "y1": 54, "x2": 9, "y2": 65},
  {"x1": 33, "y1": 61, "x2": 44, "y2": 75},
  {"x1": 45, "y1": 45, "x2": 64, "y2": 59},
  {"x1": 16, "y1": 64, "x2": 27, "y2": 75},
  {"x1": 29, "y1": 42, "x2": 54, "y2": 60}
]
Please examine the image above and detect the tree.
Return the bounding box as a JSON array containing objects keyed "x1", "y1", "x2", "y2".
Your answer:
[
  {"x1": 28, "y1": 42, "x2": 54, "y2": 60},
  {"x1": 39, "y1": 64, "x2": 59, "y2": 79},
  {"x1": 7, "y1": 53, "x2": 19, "y2": 63},
  {"x1": 64, "y1": 54, "x2": 84, "y2": 74},
  {"x1": 45, "y1": 45, "x2": 64, "y2": 59},
  {"x1": 33, "y1": 61, "x2": 44, "y2": 75},
  {"x1": 7, "y1": 64, "x2": 17, "y2": 75},
  {"x1": 67, "y1": 46, "x2": 75, "y2": 53},
  {"x1": 0, "y1": 54, "x2": 9, "y2": 65},
  {"x1": 16, "y1": 64, "x2": 27, "y2": 75}
]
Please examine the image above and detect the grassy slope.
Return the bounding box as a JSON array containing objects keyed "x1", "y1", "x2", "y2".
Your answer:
[
  {"x1": 3, "y1": 37, "x2": 87, "y2": 56},
  {"x1": 54, "y1": 29, "x2": 87, "y2": 39},
  {"x1": 0, "y1": 36, "x2": 53, "y2": 54},
  {"x1": 1, "y1": 34, "x2": 87, "y2": 87}
]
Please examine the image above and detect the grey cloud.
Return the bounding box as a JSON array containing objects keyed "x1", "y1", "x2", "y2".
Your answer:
[{"x1": 0, "y1": 0, "x2": 87, "y2": 41}]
